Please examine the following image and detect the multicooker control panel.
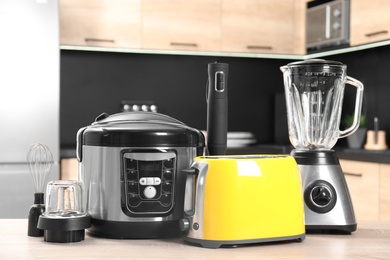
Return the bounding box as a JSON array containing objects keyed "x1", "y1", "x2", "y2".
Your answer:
[{"x1": 121, "y1": 151, "x2": 176, "y2": 216}]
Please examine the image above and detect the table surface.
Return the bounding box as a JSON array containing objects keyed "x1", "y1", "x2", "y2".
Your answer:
[{"x1": 1, "y1": 219, "x2": 390, "y2": 259}]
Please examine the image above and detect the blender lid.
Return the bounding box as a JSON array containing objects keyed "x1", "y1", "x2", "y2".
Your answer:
[
  {"x1": 77, "y1": 111, "x2": 205, "y2": 148},
  {"x1": 286, "y1": 59, "x2": 344, "y2": 66},
  {"x1": 282, "y1": 59, "x2": 346, "y2": 74}
]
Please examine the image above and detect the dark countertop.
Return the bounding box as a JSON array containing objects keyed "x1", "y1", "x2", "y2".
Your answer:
[
  {"x1": 227, "y1": 144, "x2": 390, "y2": 164},
  {"x1": 336, "y1": 148, "x2": 390, "y2": 164},
  {"x1": 61, "y1": 145, "x2": 390, "y2": 164}
]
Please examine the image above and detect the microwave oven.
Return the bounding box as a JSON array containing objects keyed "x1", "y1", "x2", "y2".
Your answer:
[{"x1": 306, "y1": 0, "x2": 350, "y2": 50}]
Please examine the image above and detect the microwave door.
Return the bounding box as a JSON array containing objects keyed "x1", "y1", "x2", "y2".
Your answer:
[{"x1": 306, "y1": 7, "x2": 328, "y2": 48}]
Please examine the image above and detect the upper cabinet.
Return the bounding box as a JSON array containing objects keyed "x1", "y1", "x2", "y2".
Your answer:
[
  {"x1": 221, "y1": 0, "x2": 305, "y2": 55},
  {"x1": 141, "y1": 0, "x2": 221, "y2": 52},
  {"x1": 60, "y1": 0, "x2": 141, "y2": 48},
  {"x1": 350, "y1": 0, "x2": 390, "y2": 46},
  {"x1": 60, "y1": 0, "x2": 305, "y2": 55}
]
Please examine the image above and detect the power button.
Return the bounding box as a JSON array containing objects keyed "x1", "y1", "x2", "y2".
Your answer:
[
  {"x1": 143, "y1": 186, "x2": 157, "y2": 199},
  {"x1": 215, "y1": 71, "x2": 225, "y2": 92}
]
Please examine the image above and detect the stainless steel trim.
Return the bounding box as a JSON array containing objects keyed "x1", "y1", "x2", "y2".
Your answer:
[
  {"x1": 81, "y1": 146, "x2": 198, "y2": 222},
  {"x1": 299, "y1": 164, "x2": 356, "y2": 226},
  {"x1": 185, "y1": 161, "x2": 208, "y2": 240}
]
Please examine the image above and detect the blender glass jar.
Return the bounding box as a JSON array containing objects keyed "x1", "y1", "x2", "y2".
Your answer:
[{"x1": 281, "y1": 59, "x2": 364, "y2": 150}]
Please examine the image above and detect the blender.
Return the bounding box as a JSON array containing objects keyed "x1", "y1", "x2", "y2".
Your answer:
[{"x1": 280, "y1": 59, "x2": 364, "y2": 233}]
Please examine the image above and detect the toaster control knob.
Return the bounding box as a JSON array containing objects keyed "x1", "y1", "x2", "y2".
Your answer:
[
  {"x1": 143, "y1": 186, "x2": 157, "y2": 199},
  {"x1": 179, "y1": 218, "x2": 191, "y2": 232}
]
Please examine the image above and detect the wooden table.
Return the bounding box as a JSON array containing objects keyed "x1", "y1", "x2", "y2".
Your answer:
[{"x1": 1, "y1": 219, "x2": 390, "y2": 259}]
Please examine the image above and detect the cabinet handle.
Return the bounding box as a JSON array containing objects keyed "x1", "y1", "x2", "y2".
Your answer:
[
  {"x1": 170, "y1": 42, "x2": 198, "y2": 47},
  {"x1": 247, "y1": 45, "x2": 273, "y2": 50},
  {"x1": 365, "y1": 30, "x2": 388, "y2": 37},
  {"x1": 344, "y1": 172, "x2": 363, "y2": 177},
  {"x1": 85, "y1": 38, "x2": 115, "y2": 43}
]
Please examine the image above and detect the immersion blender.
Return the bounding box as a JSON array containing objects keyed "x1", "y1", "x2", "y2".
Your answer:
[{"x1": 206, "y1": 62, "x2": 229, "y2": 155}]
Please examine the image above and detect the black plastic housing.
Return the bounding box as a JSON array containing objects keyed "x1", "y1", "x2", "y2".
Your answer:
[{"x1": 37, "y1": 215, "x2": 91, "y2": 243}]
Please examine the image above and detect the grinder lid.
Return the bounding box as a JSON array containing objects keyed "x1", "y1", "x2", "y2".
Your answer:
[{"x1": 77, "y1": 112, "x2": 205, "y2": 149}]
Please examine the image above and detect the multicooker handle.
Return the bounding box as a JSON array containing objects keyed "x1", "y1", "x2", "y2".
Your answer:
[
  {"x1": 339, "y1": 76, "x2": 364, "y2": 138},
  {"x1": 180, "y1": 161, "x2": 208, "y2": 233}
]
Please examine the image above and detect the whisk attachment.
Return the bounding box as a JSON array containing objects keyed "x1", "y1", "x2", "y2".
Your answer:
[{"x1": 27, "y1": 143, "x2": 53, "y2": 237}]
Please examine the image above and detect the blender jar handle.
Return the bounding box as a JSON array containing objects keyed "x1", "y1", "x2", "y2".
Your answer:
[{"x1": 339, "y1": 76, "x2": 364, "y2": 138}]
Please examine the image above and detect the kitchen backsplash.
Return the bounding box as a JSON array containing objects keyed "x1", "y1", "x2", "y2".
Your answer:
[{"x1": 60, "y1": 45, "x2": 390, "y2": 150}]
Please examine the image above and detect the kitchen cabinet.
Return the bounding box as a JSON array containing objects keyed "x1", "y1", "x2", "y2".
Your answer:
[
  {"x1": 60, "y1": 0, "x2": 305, "y2": 54},
  {"x1": 350, "y1": 0, "x2": 390, "y2": 46},
  {"x1": 221, "y1": 0, "x2": 306, "y2": 55},
  {"x1": 379, "y1": 164, "x2": 390, "y2": 220},
  {"x1": 141, "y1": 0, "x2": 221, "y2": 52},
  {"x1": 60, "y1": 0, "x2": 141, "y2": 48},
  {"x1": 340, "y1": 159, "x2": 390, "y2": 221},
  {"x1": 60, "y1": 158, "x2": 78, "y2": 180},
  {"x1": 340, "y1": 160, "x2": 380, "y2": 221}
]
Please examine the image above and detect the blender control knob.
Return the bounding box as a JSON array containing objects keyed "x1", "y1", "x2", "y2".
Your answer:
[
  {"x1": 304, "y1": 180, "x2": 337, "y2": 214},
  {"x1": 311, "y1": 186, "x2": 332, "y2": 206},
  {"x1": 179, "y1": 218, "x2": 191, "y2": 232}
]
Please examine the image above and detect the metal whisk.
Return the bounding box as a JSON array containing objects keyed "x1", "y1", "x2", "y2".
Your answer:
[
  {"x1": 27, "y1": 143, "x2": 53, "y2": 237},
  {"x1": 27, "y1": 143, "x2": 53, "y2": 193}
]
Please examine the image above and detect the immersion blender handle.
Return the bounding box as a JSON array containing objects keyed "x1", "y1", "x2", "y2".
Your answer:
[
  {"x1": 206, "y1": 62, "x2": 228, "y2": 155},
  {"x1": 339, "y1": 76, "x2": 364, "y2": 138}
]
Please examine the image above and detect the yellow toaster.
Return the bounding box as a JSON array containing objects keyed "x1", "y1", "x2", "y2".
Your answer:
[{"x1": 180, "y1": 155, "x2": 305, "y2": 248}]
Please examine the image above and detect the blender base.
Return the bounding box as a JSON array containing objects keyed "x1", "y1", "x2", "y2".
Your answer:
[
  {"x1": 291, "y1": 150, "x2": 357, "y2": 233},
  {"x1": 305, "y1": 224, "x2": 357, "y2": 234}
]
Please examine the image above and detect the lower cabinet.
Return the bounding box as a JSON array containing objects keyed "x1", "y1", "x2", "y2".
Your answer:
[
  {"x1": 60, "y1": 157, "x2": 390, "y2": 221},
  {"x1": 379, "y1": 164, "x2": 390, "y2": 220},
  {"x1": 340, "y1": 159, "x2": 390, "y2": 221},
  {"x1": 60, "y1": 158, "x2": 79, "y2": 180}
]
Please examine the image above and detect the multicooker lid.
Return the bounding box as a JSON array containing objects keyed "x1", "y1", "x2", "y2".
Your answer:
[{"x1": 77, "y1": 112, "x2": 205, "y2": 159}]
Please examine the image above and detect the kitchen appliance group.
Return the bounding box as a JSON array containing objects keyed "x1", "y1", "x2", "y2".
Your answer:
[{"x1": 28, "y1": 60, "x2": 364, "y2": 248}]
